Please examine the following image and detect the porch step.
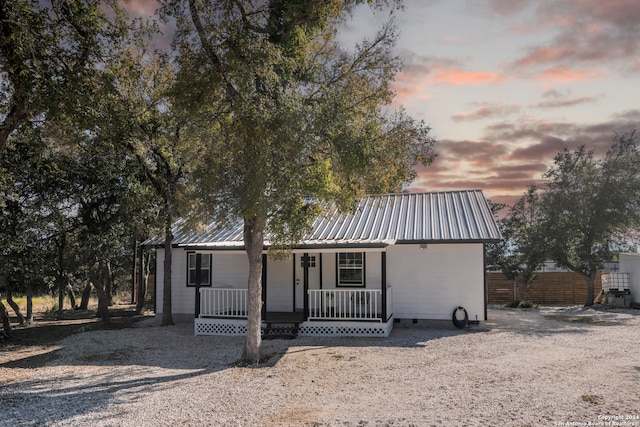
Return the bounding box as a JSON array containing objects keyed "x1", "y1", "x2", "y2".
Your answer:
[{"x1": 262, "y1": 322, "x2": 299, "y2": 340}]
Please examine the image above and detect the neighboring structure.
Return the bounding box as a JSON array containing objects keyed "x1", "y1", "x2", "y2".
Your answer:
[
  {"x1": 615, "y1": 253, "x2": 640, "y2": 305},
  {"x1": 148, "y1": 190, "x2": 502, "y2": 337}
]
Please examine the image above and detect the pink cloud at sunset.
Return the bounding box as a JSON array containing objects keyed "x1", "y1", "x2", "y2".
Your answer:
[
  {"x1": 531, "y1": 67, "x2": 602, "y2": 83},
  {"x1": 432, "y1": 70, "x2": 504, "y2": 86}
]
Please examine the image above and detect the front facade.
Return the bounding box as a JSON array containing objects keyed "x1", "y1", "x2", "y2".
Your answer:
[{"x1": 151, "y1": 190, "x2": 501, "y2": 337}]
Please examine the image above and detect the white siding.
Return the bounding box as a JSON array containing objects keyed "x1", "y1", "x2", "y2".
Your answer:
[
  {"x1": 266, "y1": 257, "x2": 293, "y2": 311},
  {"x1": 212, "y1": 252, "x2": 249, "y2": 288},
  {"x1": 155, "y1": 250, "x2": 164, "y2": 314},
  {"x1": 171, "y1": 249, "x2": 193, "y2": 314},
  {"x1": 365, "y1": 252, "x2": 382, "y2": 291},
  {"x1": 387, "y1": 244, "x2": 485, "y2": 321},
  {"x1": 618, "y1": 253, "x2": 640, "y2": 303},
  {"x1": 156, "y1": 249, "x2": 249, "y2": 316},
  {"x1": 321, "y1": 253, "x2": 336, "y2": 289}
]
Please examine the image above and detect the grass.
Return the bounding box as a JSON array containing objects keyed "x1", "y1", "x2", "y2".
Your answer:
[{"x1": 3, "y1": 295, "x2": 56, "y2": 311}]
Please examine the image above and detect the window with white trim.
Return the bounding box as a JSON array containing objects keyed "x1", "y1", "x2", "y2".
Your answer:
[
  {"x1": 187, "y1": 252, "x2": 212, "y2": 287},
  {"x1": 337, "y1": 252, "x2": 364, "y2": 287}
]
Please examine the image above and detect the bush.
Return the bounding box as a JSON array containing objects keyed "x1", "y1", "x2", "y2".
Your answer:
[{"x1": 507, "y1": 300, "x2": 538, "y2": 309}]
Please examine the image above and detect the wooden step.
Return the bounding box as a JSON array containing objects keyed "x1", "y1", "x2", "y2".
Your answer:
[{"x1": 262, "y1": 322, "x2": 299, "y2": 339}]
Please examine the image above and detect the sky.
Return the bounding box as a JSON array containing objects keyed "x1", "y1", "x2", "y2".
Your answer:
[
  {"x1": 340, "y1": 0, "x2": 640, "y2": 205},
  {"x1": 125, "y1": 0, "x2": 640, "y2": 206}
]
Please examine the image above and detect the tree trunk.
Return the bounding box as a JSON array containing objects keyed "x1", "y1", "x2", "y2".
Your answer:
[
  {"x1": 94, "y1": 261, "x2": 111, "y2": 323},
  {"x1": 66, "y1": 283, "x2": 78, "y2": 309},
  {"x1": 25, "y1": 284, "x2": 33, "y2": 325},
  {"x1": 135, "y1": 249, "x2": 150, "y2": 315},
  {"x1": 5, "y1": 283, "x2": 25, "y2": 326},
  {"x1": 57, "y1": 275, "x2": 65, "y2": 320},
  {"x1": 79, "y1": 282, "x2": 92, "y2": 310},
  {"x1": 131, "y1": 240, "x2": 138, "y2": 305},
  {"x1": 584, "y1": 273, "x2": 596, "y2": 306},
  {"x1": 241, "y1": 216, "x2": 265, "y2": 365},
  {"x1": 0, "y1": 301, "x2": 12, "y2": 338},
  {"x1": 161, "y1": 209, "x2": 174, "y2": 326}
]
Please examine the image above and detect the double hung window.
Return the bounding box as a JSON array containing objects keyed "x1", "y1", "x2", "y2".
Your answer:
[
  {"x1": 187, "y1": 252, "x2": 212, "y2": 287},
  {"x1": 337, "y1": 252, "x2": 364, "y2": 287}
]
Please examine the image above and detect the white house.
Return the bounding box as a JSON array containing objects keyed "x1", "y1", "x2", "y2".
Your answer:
[{"x1": 149, "y1": 190, "x2": 502, "y2": 337}]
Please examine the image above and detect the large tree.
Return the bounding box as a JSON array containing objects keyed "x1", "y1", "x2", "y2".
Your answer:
[
  {"x1": 486, "y1": 189, "x2": 547, "y2": 303},
  {"x1": 165, "y1": 0, "x2": 436, "y2": 364},
  {"x1": 541, "y1": 130, "x2": 640, "y2": 306},
  {"x1": 0, "y1": 0, "x2": 129, "y2": 159}
]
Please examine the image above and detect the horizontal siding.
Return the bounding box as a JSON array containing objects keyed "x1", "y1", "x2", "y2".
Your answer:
[{"x1": 387, "y1": 244, "x2": 485, "y2": 321}]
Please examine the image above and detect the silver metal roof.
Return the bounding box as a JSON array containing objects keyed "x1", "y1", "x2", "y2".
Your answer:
[{"x1": 148, "y1": 190, "x2": 502, "y2": 248}]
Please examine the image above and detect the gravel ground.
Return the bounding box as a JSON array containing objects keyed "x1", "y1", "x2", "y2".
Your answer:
[{"x1": 1, "y1": 306, "x2": 639, "y2": 426}]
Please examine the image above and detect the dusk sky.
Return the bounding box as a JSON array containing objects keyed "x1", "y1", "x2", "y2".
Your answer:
[
  {"x1": 127, "y1": 0, "x2": 640, "y2": 206},
  {"x1": 342, "y1": 0, "x2": 640, "y2": 205}
]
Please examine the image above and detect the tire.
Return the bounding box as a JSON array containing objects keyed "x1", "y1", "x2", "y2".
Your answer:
[{"x1": 452, "y1": 306, "x2": 468, "y2": 329}]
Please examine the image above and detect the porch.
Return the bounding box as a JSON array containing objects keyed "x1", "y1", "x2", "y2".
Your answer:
[{"x1": 194, "y1": 287, "x2": 394, "y2": 337}]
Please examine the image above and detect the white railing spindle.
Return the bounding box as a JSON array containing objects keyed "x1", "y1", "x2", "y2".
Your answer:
[
  {"x1": 199, "y1": 288, "x2": 248, "y2": 318},
  {"x1": 307, "y1": 289, "x2": 383, "y2": 322}
]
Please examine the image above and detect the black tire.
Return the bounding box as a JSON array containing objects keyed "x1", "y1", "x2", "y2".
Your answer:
[{"x1": 452, "y1": 306, "x2": 468, "y2": 329}]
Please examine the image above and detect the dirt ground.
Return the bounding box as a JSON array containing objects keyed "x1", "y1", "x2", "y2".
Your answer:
[{"x1": 0, "y1": 304, "x2": 151, "y2": 381}]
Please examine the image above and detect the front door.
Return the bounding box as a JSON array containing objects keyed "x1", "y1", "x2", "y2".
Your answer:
[{"x1": 295, "y1": 253, "x2": 320, "y2": 312}]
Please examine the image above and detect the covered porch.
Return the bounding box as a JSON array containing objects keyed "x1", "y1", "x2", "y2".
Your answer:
[{"x1": 194, "y1": 286, "x2": 394, "y2": 337}]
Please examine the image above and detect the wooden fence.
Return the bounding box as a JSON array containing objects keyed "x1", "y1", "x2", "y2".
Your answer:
[{"x1": 487, "y1": 272, "x2": 603, "y2": 305}]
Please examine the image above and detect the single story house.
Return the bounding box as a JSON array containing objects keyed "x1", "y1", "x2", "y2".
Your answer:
[{"x1": 149, "y1": 190, "x2": 502, "y2": 337}]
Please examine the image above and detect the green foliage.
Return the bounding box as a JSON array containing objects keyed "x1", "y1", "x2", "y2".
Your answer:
[
  {"x1": 496, "y1": 130, "x2": 640, "y2": 306},
  {"x1": 0, "y1": 0, "x2": 131, "y2": 158},
  {"x1": 169, "y1": 0, "x2": 435, "y2": 248},
  {"x1": 542, "y1": 130, "x2": 640, "y2": 278},
  {"x1": 487, "y1": 189, "x2": 547, "y2": 302},
  {"x1": 163, "y1": 0, "x2": 435, "y2": 363}
]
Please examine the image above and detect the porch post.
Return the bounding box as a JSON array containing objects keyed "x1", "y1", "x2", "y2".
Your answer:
[
  {"x1": 303, "y1": 253, "x2": 309, "y2": 318},
  {"x1": 261, "y1": 254, "x2": 267, "y2": 321},
  {"x1": 381, "y1": 252, "x2": 387, "y2": 322},
  {"x1": 194, "y1": 254, "x2": 202, "y2": 318}
]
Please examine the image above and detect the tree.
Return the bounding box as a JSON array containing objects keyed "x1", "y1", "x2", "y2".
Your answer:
[
  {"x1": 0, "y1": 132, "x2": 60, "y2": 329},
  {"x1": 0, "y1": 0, "x2": 129, "y2": 159},
  {"x1": 542, "y1": 130, "x2": 640, "y2": 306},
  {"x1": 94, "y1": 44, "x2": 199, "y2": 326},
  {"x1": 486, "y1": 190, "x2": 547, "y2": 304},
  {"x1": 165, "y1": 0, "x2": 436, "y2": 364}
]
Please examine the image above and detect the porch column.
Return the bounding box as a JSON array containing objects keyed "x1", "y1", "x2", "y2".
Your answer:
[
  {"x1": 261, "y1": 254, "x2": 267, "y2": 320},
  {"x1": 381, "y1": 252, "x2": 387, "y2": 322},
  {"x1": 194, "y1": 254, "x2": 202, "y2": 318},
  {"x1": 303, "y1": 253, "x2": 309, "y2": 318}
]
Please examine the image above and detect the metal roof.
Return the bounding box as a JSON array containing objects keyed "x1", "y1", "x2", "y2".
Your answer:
[{"x1": 147, "y1": 190, "x2": 502, "y2": 248}]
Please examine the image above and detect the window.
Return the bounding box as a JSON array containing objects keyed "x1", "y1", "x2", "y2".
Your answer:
[
  {"x1": 337, "y1": 252, "x2": 365, "y2": 287},
  {"x1": 187, "y1": 252, "x2": 212, "y2": 287}
]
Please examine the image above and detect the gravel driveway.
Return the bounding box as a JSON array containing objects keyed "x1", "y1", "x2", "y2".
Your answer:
[{"x1": 1, "y1": 306, "x2": 639, "y2": 426}]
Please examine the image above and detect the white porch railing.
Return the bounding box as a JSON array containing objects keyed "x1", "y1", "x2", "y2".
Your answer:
[
  {"x1": 308, "y1": 289, "x2": 383, "y2": 321},
  {"x1": 199, "y1": 287, "x2": 247, "y2": 318}
]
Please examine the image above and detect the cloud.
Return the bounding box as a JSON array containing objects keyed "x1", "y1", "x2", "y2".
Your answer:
[
  {"x1": 395, "y1": 54, "x2": 505, "y2": 92},
  {"x1": 452, "y1": 103, "x2": 520, "y2": 122},
  {"x1": 535, "y1": 90, "x2": 597, "y2": 108},
  {"x1": 433, "y1": 70, "x2": 504, "y2": 85},
  {"x1": 409, "y1": 110, "x2": 640, "y2": 203},
  {"x1": 531, "y1": 67, "x2": 602, "y2": 83},
  {"x1": 505, "y1": 0, "x2": 640, "y2": 74}
]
